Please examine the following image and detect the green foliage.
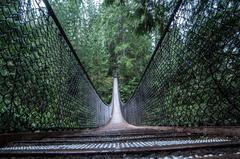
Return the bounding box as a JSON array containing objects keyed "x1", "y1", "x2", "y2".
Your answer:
[
  {"x1": 0, "y1": 0, "x2": 111, "y2": 132},
  {"x1": 51, "y1": 0, "x2": 240, "y2": 127},
  {"x1": 1, "y1": 0, "x2": 239, "y2": 131},
  {"x1": 50, "y1": 0, "x2": 152, "y2": 103},
  {"x1": 124, "y1": 0, "x2": 240, "y2": 126},
  {"x1": 0, "y1": 2, "x2": 59, "y2": 131}
]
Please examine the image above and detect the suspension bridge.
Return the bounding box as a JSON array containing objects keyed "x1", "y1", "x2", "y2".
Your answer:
[{"x1": 0, "y1": 0, "x2": 240, "y2": 158}]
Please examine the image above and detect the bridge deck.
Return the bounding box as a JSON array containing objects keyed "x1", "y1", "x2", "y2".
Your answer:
[
  {"x1": 0, "y1": 129, "x2": 240, "y2": 158},
  {"x1": 0, "y1": 78, "x2": 240, "y2": 158}
]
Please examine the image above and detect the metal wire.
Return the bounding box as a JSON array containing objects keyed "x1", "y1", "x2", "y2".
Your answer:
[
  {"x1": 122, "y1": 0, "x2": 240, "y2": 126},
  {"x1": 0, "y1": 0, "x2": 112, "y2": 132}
]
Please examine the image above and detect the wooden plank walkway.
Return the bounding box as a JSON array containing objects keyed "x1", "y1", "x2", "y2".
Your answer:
[{"x1": 0, "y1": 78, "x2": 240, "y2": 158}]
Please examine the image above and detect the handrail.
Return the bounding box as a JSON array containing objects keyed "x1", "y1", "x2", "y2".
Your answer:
[
  {"x1": 42, "y1": 0, "x2": 109, "y2": 105},
  {"x1": 123, "y1": 0, "x2": 183, "y2": 104}
]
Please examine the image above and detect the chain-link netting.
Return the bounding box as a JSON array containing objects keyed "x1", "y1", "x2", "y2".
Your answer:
[
  {"x1": 0, "y1": 0, "x2": 112, "y2": 132},
  {"x1": 122, "y1": 0, "x2": 240, "y2": 126}
]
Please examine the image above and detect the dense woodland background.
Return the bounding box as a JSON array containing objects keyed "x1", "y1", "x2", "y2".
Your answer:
[
  {"x1": 49, "y1": 0, "x2": 174, "y2": 103},
  {"x1": 50, "y1": 0, "x2": 240, "y2": 125}
]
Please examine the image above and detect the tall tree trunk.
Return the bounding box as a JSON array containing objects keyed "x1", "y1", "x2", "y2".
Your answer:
[
  {"x1": 107, "y1": 40, "x2": 116, "y2": 76},
  {"x1": 107, "y1": 11, "x2": 124, "y2": 77}
]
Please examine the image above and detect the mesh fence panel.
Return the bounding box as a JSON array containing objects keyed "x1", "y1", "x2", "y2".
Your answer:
[
  {"x1": 0, "y1": 0, "x2": 112, "y2": 132},
  {"x1": 122, "y1": 0, "x2": 240, "y2": 126}
]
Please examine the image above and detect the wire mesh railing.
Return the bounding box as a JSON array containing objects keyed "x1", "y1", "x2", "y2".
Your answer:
[
  {"x1": 121, "y1": 0, "x2": 240, "y2": 126},
  {"x1": 0, "y1": 0, "x2": 112, "y2": 132}
]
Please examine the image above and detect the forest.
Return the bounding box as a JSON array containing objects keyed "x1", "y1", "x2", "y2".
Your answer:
[
  {"x1": 0, "y1": 0, "x2": 239, "y2": 131},
  {"x1": 48, "y1": 0, "x2": 174, "y2": 103}
]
